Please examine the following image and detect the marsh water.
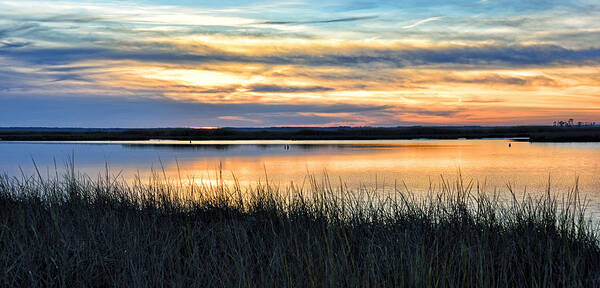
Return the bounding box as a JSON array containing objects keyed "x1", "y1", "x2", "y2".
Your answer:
[{"x1": 1, "y1": 139, "x2": 600, "y2": 215}]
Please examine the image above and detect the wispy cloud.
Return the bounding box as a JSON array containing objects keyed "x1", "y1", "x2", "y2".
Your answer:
[
  {"x1": 259, "y1": 15, "x2": 378, "y2": 25},
  {"x1": 218, "y1": 115, "x2": 262, "y2": 123},
  {"x1": 248, "y1": 85, "x2": 334, "y2": 93},
  {"x1": 4, "y1": 42, "x2": 599, "y2": 68},
  {"x1": 402, "y1": 17, "x2": 443, "y2": 29}
]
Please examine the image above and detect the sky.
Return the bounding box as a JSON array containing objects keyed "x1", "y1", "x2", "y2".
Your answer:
[{"x1": 1, "y1": 0, "x2": 599, "y2": 127}]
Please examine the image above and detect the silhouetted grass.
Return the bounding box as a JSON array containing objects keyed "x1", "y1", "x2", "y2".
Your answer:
[{"x1": 0, "y1": 167, "x2": 599, "y2": 287}]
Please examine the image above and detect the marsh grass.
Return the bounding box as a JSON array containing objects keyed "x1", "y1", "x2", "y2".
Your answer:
[{"x1": 0, "y1": 164, "x2": 599, "y2": 287}]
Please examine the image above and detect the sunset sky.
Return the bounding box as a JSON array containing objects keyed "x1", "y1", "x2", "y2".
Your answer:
[{"x1": 1, "y1": 0, "x2": 600, "y2": 127}]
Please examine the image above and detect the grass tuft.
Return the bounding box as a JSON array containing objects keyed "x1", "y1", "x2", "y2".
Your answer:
[{"x1": 0, "y1": 168, "x2": 599, "y2": 287}]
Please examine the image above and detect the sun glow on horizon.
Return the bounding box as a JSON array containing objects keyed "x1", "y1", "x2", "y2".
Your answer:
[{"x1": 189, "y1": 126, "x2": 221, "y2": 130}]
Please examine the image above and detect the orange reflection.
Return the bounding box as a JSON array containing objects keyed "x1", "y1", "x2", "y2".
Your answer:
[{"x1": 119, "y1": 140, "x2": 600, "y2": 195}]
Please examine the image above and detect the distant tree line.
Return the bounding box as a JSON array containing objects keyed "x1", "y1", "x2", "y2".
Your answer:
[{"x1": 553, "y1": 119, "x2": 597, "y2": 127}]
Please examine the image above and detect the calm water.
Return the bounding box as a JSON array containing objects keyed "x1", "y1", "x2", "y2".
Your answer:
[{"x1": 1, "y1": 139, "x2": 599, "y2": 214}]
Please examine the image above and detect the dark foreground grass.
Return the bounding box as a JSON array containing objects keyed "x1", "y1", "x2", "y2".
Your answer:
[{"x1": 0, "y1": 169, "x2": 599, "y2": 287}]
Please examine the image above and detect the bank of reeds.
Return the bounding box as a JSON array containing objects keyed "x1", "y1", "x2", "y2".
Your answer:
[{"x1": 0, "y1": 167, "x2": 598, "y2": 287}]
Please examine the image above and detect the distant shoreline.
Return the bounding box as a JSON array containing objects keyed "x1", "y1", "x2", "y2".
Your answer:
[{"x1": 1, "y1": 126, "x2": 600, "y2": 142}]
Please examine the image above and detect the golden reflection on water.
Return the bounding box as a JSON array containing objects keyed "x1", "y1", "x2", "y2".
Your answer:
[
  {"x1": 134, "y1": 140, "x2": 600, "y2": 197},
  {"x1": 1, "y1": 139, "x2": 599, "y2": 203},
  {"x1": 1, "y1": 139, "x2": 600, "y2": 217}
]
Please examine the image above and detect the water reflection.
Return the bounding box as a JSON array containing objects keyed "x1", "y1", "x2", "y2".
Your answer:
[
  {"x1": 123, "y1": 144, "x2": 237, "y2": 150},
  {"x1": 1, "y1": 139, "x2": 599, "y2": 215}
]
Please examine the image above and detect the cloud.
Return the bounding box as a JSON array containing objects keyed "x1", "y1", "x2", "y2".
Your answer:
[
  {"x1": 42, "y1": 65, "x2": 105, "y2": 73},
  {"x1": 393, "y1": 106, "x2": 465, "y2": 117},
  {"x1": 402, "y1": 17, "x2": 443, "y2": 29},
  {"x1": 460, "y1": 98, "x2": 505, "y2": 104},
  {"x1": 248, "y1": 84, "x2": 334, "y2": 92},
  {"x1": 218, "y1": 116, "x2": 262, "y2": 123},
  {"x1": 1, "y1": 0, "x2": 600, "y2": 127},
  {"x1": 51, "y1": 73, "x2": 90, "y2": 83},
  {"x1": 3, "y1": 43, "x2": 600, "y2": 68},
  {"x1": 441, "y1": 74, "x2": 558, "y2": 86},
  {"x1": 446, "y1": 75, "x2": 526, "y2": 85},
  {"x1": 0, "y1": 95, "x2": 393, "y2": 127},
  {"x1": 22, "y1": 14, "x2": 105, "y2": 24},
  {"x1": 0, "y1": 23, "x2": 40, "y2": 38},
  {"x1": 260, "y1": 15, "x2": 378, "y2": 25},
  {"x1": 0, "y1": 41, "x2": 29, "y2": 48},
  {"x1": 538, "y1": 31, "x2": 600, "y2": 48}
]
